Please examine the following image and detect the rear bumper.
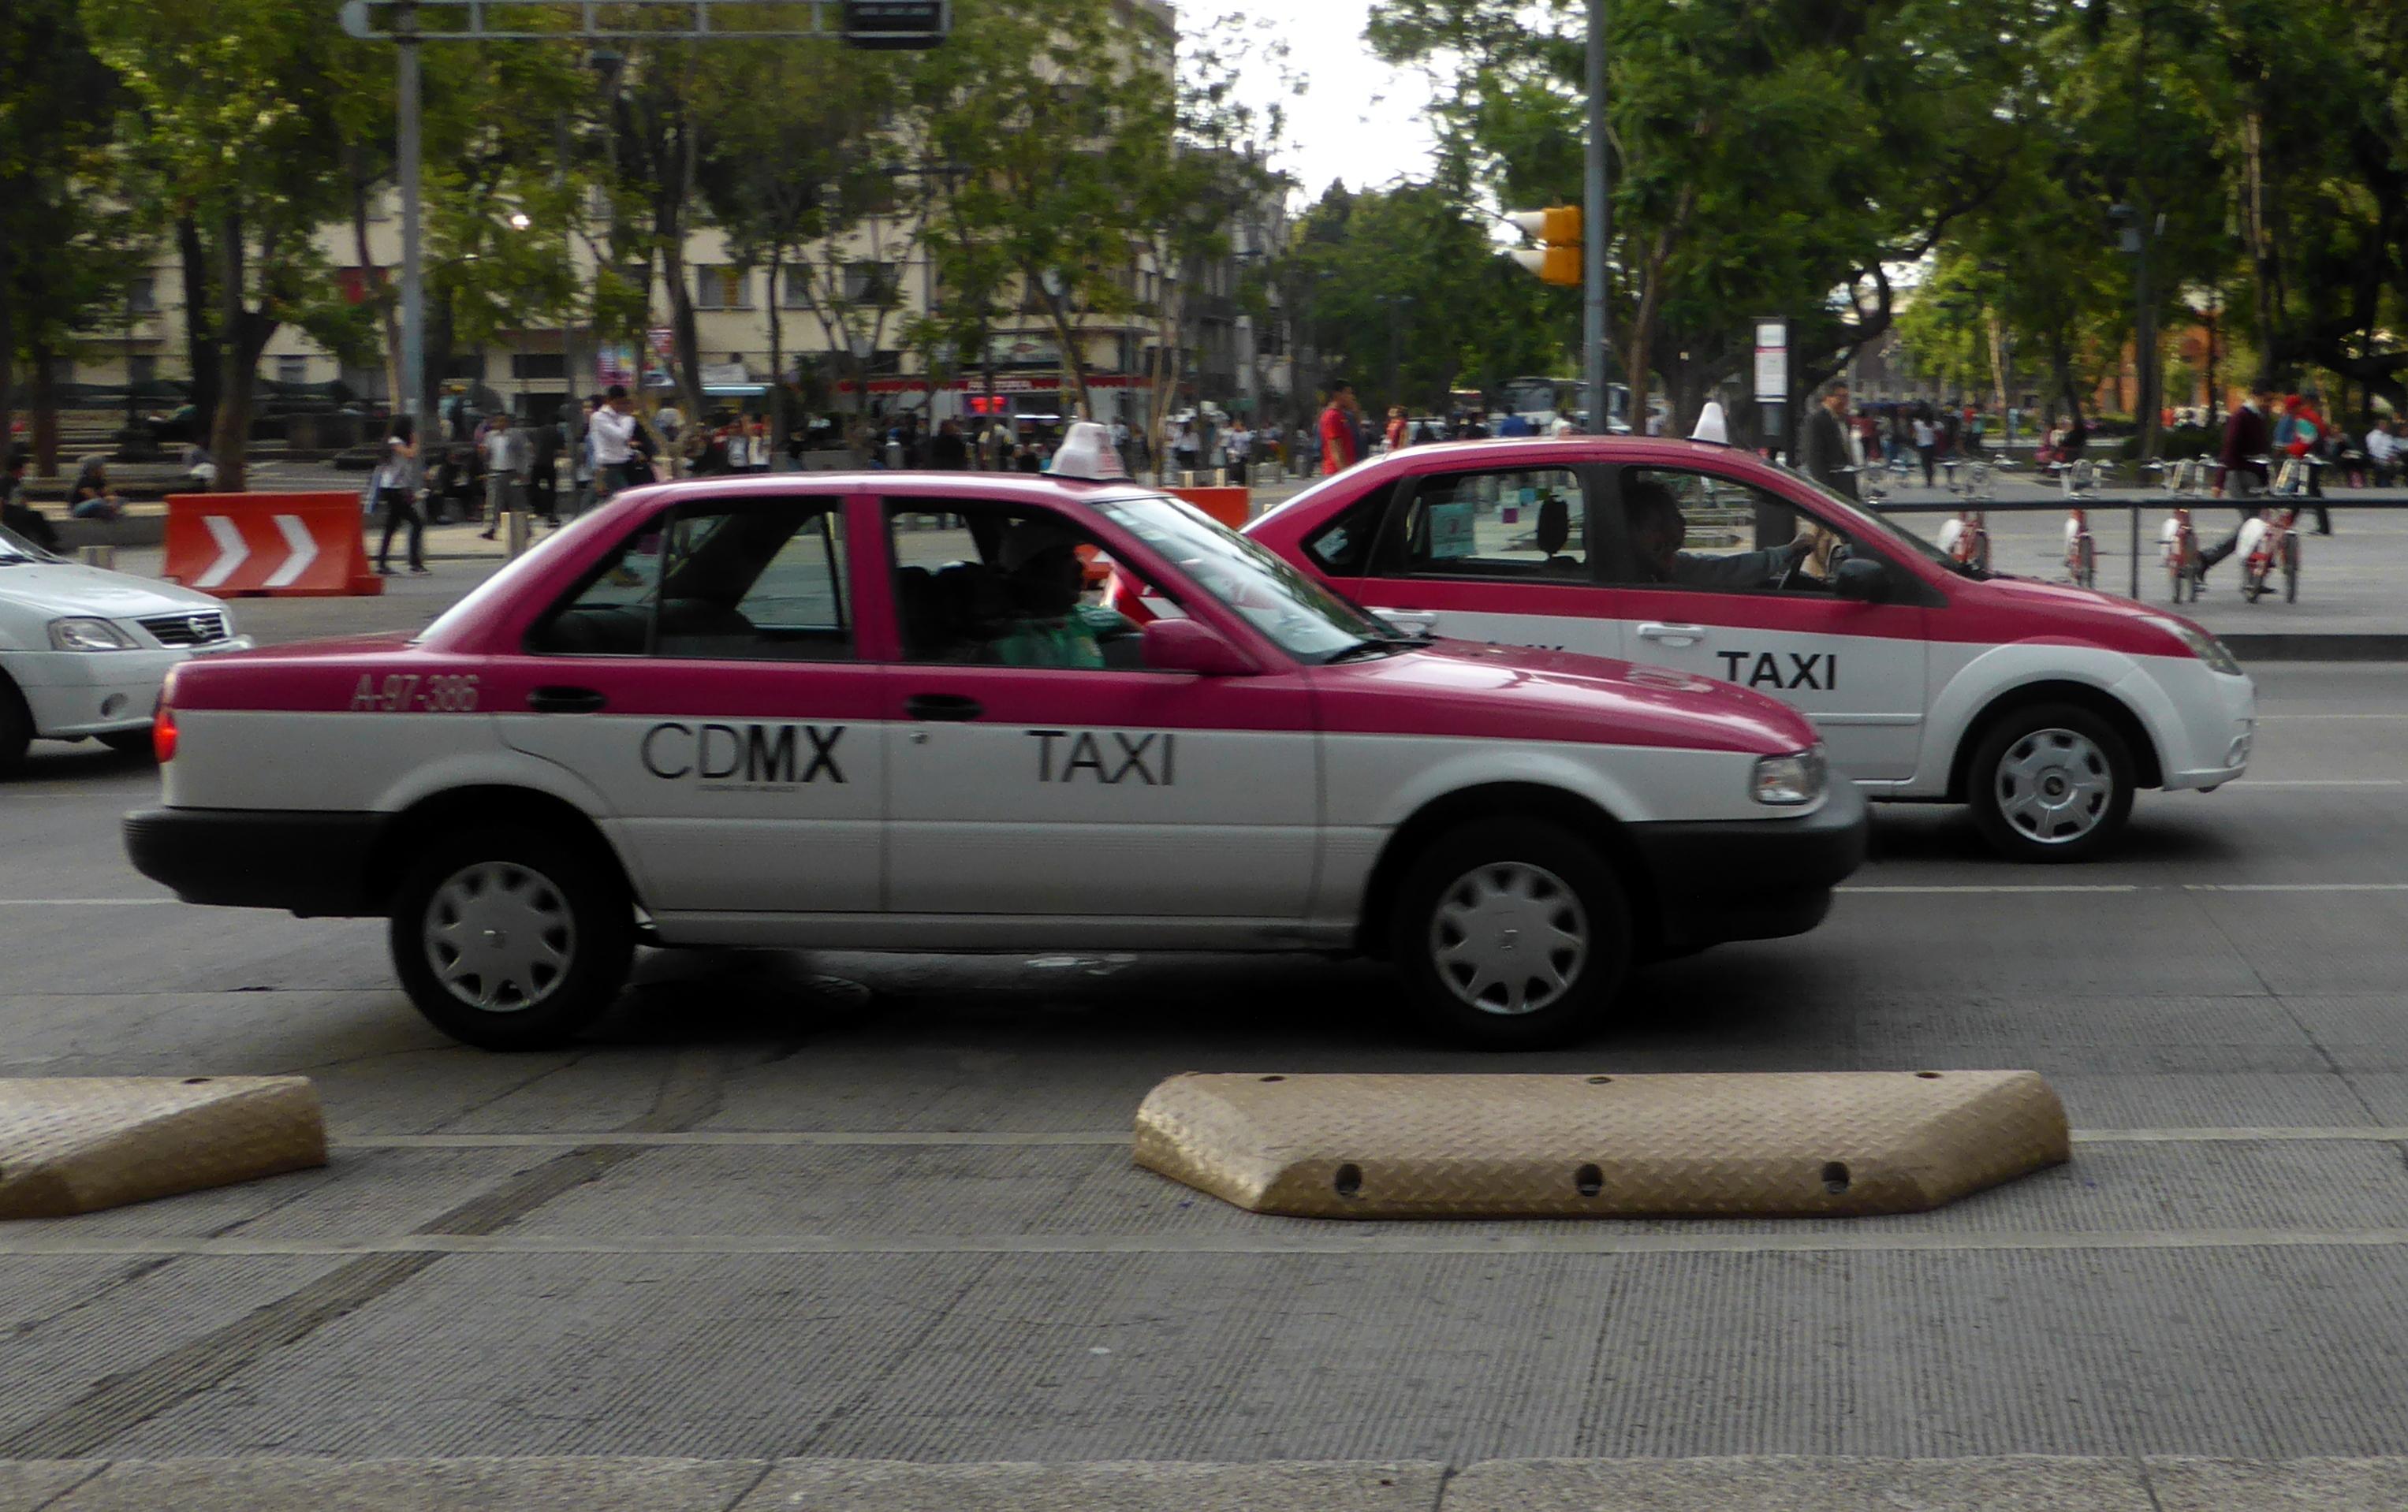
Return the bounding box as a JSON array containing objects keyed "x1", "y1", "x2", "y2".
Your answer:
[
  {"x1": 124, "y1": 807, "x2": 388, "y2": 917},
  {"x1": 1631, "y1": 781, "x2": 1869, "y2": 952}
]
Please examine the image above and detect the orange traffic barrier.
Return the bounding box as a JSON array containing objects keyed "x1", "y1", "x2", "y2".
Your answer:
[
  {"x1": 1169, "y1": 486, "x2": 1252, "y2": 531},
  {"x1": 162, "y1": 493, "x2": 383, "y2": 598}
]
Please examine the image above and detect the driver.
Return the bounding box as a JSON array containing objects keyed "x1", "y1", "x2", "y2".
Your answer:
[
  {"x1": 986, "y1": 519, "x2": 1135, "y2": 668},
  {"x1": 1624, "y1": 479, "x2": 1817, "y2": 590}
]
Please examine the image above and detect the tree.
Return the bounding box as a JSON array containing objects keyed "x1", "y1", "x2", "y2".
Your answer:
[{"x1": 84, "y1": 0, "x2": 363, "y2": 490}]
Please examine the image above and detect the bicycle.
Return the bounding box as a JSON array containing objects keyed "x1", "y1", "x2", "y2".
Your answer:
[
  {"x1": 1936, "y1": 456, "x2": 1998, "y2": 573},
  {"x1": 2045, "y1": 457, "x2": 2108, "y2": 589},
  {"x1": 2235, "y1": 456, "x2": 2310, "y2": 604},
  {"x1": 2151, "y1": 459, "x2": 2205, "y2": 603}
]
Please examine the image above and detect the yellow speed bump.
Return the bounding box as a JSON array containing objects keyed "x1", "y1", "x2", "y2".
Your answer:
[
  {"x1": 0, "y1": 1077, "x2": 326, "y2": 1220},
  {"x1": 1134, "y1": 1071, "x2": 2068, "y2": 1219}
]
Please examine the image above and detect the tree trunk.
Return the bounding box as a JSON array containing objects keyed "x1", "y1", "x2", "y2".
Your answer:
[
  {"x1": 209, "y1": 214, "x2": 278, "y2": 493},
  {"x1": 28, "y1": 344, "x2": 60, "y2": 478},
  {"x1": 766, "y1": 249, "x2": 786, "y2": 453},
  {"x1": 1035, "y1": 285, "x2": 1094, "y2": 419},
  {"x1": 177, "y1": 217, "x2": 221, "y2": 443},
  {"x1": 2241, "y1": 106, "x2": 2279, "y2": 385}
]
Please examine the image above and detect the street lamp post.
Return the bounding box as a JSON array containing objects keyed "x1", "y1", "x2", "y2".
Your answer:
[{"x1": 1583, "y1": 0, "x2": 1611, "y2": 436}]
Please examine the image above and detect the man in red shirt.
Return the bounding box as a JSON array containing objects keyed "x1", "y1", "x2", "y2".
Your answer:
[{"x1": 1319, "y1": 381, "x2": 1361, "y2": 475}]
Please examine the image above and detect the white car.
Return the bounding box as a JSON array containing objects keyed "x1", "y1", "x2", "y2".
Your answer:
[{"x1": 0, "y1": 524, "x2": 254, "y2": 774}]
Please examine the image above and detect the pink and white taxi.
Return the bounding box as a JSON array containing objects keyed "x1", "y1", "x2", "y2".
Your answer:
[
  {"x1": 125, "y1": 425, "x2": 1864, "y2": 1051},
  {"x1": 1236, "y1": 438, "x2": 2256, "y2": 861}
]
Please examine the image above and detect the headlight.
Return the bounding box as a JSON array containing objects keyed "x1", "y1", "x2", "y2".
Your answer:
[
  {"x1": 2150, "y1": 616, "x2": 2242, "y2": 676},
  {"x1": 48, "y1": 616, "x2": 138, "y2": 651},
  {"x1": 1752, "y1": 745, "x2": 1828, "y2": 806}
]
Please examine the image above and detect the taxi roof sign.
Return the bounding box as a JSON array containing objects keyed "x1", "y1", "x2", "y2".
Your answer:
[{"x1": 1048, "y1": 421, "x2": 1128, "y2": 484}]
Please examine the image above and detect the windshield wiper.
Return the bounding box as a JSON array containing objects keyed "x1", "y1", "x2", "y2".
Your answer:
[{"x1": 1323, "y1": 636, "x2": 1410, "y2": 664}]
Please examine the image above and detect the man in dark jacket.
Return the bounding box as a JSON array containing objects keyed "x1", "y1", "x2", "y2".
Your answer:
[
  {"x1": 1803, "y1": 380, "x2": 1857, "y2": 499},
  {"x1": 2194, "y1": 382, "x2": 2279, "y2": 583}
]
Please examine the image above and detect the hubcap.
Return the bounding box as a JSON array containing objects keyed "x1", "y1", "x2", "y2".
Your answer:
[
  {"x1": 1995, "y1": 728, "x2": 2113, "y2": 845},
  {"x1": 423, "y1": 862, "x2": 576, "y2": 1013},
  {"x1": 1429, "y1": 861, "x2": 1588, "y2": 1017}
]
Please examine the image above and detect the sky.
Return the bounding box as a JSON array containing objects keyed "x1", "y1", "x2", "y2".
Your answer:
[{"x1": 1192, "y1": 0, "x2": 1443, "y2": 204}]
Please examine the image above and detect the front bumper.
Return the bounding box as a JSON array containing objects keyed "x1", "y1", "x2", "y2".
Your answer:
[
  {"x1": 9, "y1": 641, "x2": 255, "y2": 739},
  {"x1": 1629, "y1": 780, "x2": 1869, "y2": 952},
  {"x1": 125, "y1": 806, "x2": 389, "y2": 917}
]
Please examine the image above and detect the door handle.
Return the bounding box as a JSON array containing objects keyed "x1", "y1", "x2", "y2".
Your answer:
[
  {"x1": 527, "y1": 685, "x2": 607, "y2": 714},
  {"x1": 905, "y1": 693, "x2": 985, "y2": 722},
  {"x1": 1635, "y1": 622, "x2": 1709, "y2": 647}
]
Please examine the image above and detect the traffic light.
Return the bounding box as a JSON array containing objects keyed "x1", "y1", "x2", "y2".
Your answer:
[{"x1": 1507, "y1": 207, "x2": 1582, "y2": 287}]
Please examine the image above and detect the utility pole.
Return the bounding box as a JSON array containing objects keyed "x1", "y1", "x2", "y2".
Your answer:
[
  {"x1": 397, "y1": 0, "x2": 423, "y2": 419},
  {"x1": 1583, "y1": 0, "x2": 1609, "y2": 435}
]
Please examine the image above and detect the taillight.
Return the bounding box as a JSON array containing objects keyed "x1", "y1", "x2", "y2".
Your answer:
[{"x1": 153, "y1": 703, "x2": 177, "y2": 763}]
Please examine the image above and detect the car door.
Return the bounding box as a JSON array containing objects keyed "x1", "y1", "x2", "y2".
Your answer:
[
  {"x1": 1601, "y1": 463, "x2": 1929, "y2": 783},
  {"x1": 488, "y1": 492, "x2": 886, "y2": 914},
  {"x1": 1320, "y1": 463, "x2": 1623, "y2": 660},
  {"x1": 878, "y1": 497, "x2": 1318, "y2": 921}
]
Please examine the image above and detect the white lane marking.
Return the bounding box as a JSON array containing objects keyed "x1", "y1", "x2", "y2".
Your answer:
[
  {"x1": 2186, "y1": 883, "x2": 2408, "y2": 892},
  {"x1": 16, "y1": 1228, "x2": 2408, "y2": 1259},
  {"x1": 2256, "y1": 713, "x2": 2408, "y2": 720},
  {"x1": 2228, "y1": 780, "x2": 2408, "y2": 788},
  {"x1": 262, "y1": 512, "x2": 319, "y2": 588},
  {"x1": 192, "y1": 514, "x2": 250, "y2": 589},
  {"x1": 331, "y1": 1127, "x2": 2407, "y2": 1152},
  {"x1": 0, "y1": 898, "x2": 175, "y2": 907},
  {"x1": 1840, "y1": 885, "x2": 2139, "y2": 894}
]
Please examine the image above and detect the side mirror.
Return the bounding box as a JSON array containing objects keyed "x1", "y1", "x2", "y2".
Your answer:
[
  {"x1": 1833, "y1": 556, "x2": 1891, "y2": 603},
  {"x1": 1142, "y1": 617, "x2": 1259, "y2": 676}
]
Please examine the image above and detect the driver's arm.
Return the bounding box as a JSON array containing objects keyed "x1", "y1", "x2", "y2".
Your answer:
[{"x1": 1672, "y1": 535, "x2": 1812, "y2": 589}]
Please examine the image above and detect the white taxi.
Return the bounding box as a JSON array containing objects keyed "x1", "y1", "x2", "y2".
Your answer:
[
  {"x1": 0, "y1": 523, "x2": 252, "y2": 774},
  {"x1": 125, "y1": 425, "x2": 1866, "y2": 1051},
  {"x1": 1239, "y1": 438, "x2": 2256, "y2": 860}
]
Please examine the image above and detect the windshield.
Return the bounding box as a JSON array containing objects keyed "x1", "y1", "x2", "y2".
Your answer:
[
  {"x1": 0, "y1": 523, "x2": 62, "y2": 565},
  {"x1": 1093, "y1": 494, "x2": 1396, "y2": 662}
]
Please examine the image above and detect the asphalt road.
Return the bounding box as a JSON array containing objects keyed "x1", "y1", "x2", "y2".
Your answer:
[{"x1": 6, "y1": 664, "x2": 2408, "y2": 1507}]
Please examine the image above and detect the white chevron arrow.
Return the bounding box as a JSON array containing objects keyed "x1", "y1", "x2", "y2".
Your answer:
[
  {"x1": 193, "y1": 515, "x2": 250, "y2": 590},
  {"x1": 263, "y1": 514, "x2": 319, "y2": 588}
]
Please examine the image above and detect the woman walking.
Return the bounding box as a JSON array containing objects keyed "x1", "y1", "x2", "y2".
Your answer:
[{"x1": 373, "y1": 416, "x2": 428, "y2": 576}]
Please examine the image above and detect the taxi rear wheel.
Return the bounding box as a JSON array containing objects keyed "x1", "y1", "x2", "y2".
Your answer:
[
  {"x1": 1391, "y1": 819, "x2": 1631, "y2": 1049},
  {"x1": 1967, "y1": 703, "x2": 2134, "y2": 862},
  {"x1": 389, "y1": 826, "x2": 633, "y2": 1050}
]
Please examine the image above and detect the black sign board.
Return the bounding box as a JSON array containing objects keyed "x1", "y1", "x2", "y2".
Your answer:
[{"x1": 842, "y1": 0, "x2": 949, "y2": 49}]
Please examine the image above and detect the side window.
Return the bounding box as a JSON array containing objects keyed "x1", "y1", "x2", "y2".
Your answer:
[
  {"x1": 1301, "y1": 482, "x2": 1396, "y2": 576},
  {"x1": 527, "y1": 499, "x2": 851, "y2": 660},
  {"x1": 1374, "y1": 468, "x2": 1590, "y2": 580},
  {"x1": 887, "y1": 502, "x2": 1145, "y2": 671},
  {"x1": 1613, "y1": 467, "x2": 1845, "y2": 595}
]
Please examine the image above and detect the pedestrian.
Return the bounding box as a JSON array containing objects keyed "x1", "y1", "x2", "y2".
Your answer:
[
  {"x1": 1225, "y1": 417, "x2": 1251, "y2": 486},
  {"x1": 2194, "y1": 382, "x2": 2279, "y2": 584},
  {"x1": 2369, "y1": 420, "x2": 2402, "y2": 487},
  {"x1": 371, "y1": 416, "x2": 428, "y2": 576},
  {"x1": 653, "y1": 400, "x2": 685, "y2": 479},
  {"x1": 1912, "y1": 411, "x2": 1938, "y2": 486},
  {"x1": 590, "y1": 385, "x2": 636, "y2": 501},
  {"x1": 2283, "y1": 392, "x2": 2332, "y2": 533},
  {"x1": 1318, "y1": 382, "x2": 1362, "y2": 475},
  {"x1": 68, "y1": 456, "x2": 127, "y2": 520},
  {"x1": 1804, "y1": 379, "x2": 1858, "y2": 499},
  {"x1": 1171, "y1": 419, "x2": 1200, "y2": 478},
  {"x1": 477, "y1": 414, "x2": 527, "y2": 542},
  {"x1": 930, "y1": 418, "x2": 969, "y2": 471},
  {"x1": 1385, "y1": 405, "x2": 1410, "y2": 452},
  {"x1": 2, "y1": 448, "x2": 60, "y2": 551},
  {"x1": 568, "y1": 397, "x2": 599, "y2": 516}
]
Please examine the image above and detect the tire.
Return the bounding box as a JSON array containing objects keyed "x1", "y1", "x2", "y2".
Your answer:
[
  {"x1": 0, "y1": 677, "x2": 30, "y2": 780},
  {"x1": 2283, "y1": 534, "x2": 2300, "y2": 602},
  {"x1": 97, "y1": 728, "x2": 155, "y2": 758},
  {"x1": 387, "y1": 824, "x2": 633, "y2": 1050},
  {"x1": 1389, "y1": 817, "x2": 1631, "y2": 1049},
  {"x1": 1966, "y1": 702, "x2": 2136, "y2": 862}
]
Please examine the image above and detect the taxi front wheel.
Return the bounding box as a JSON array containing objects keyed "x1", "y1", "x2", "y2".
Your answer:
[
  {"x1": 1967, "y1": 703, "x2": 2134, "y2": 862},
  {"x1": 389, "y1": 826, "x2": 634, "y2": 1050},
  {"x1": 1391, "y1": 819, "x2": 1631, "y2": 1049}
]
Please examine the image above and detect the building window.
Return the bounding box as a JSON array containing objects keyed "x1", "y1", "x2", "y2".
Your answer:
[
  {"x1": 129, "y1": 355, "x2": 158, "y2": 387},
  {"x1": 127, "y1": 276, "x2": 158, "y2": 315},
  {"x1": 781, "y1": 266, "x2": 814, "y2": 309},
  {"x1": 695, "y1": 266, "x2": 751, "y2": 310},
  {"x1": 510, "y1": 352, "x2": 567, "y2": 382},
  {"x1": 276, "y1": 356, "x2": 309, "y2": 385},
  {"x1": 844, "y1": 262, "x2": 899, "y2": 305}
]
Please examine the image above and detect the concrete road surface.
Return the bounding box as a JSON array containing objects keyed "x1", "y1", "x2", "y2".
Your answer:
[{"x1": 6, "y1": 657, "x2": 2408, "y2": 1507}]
